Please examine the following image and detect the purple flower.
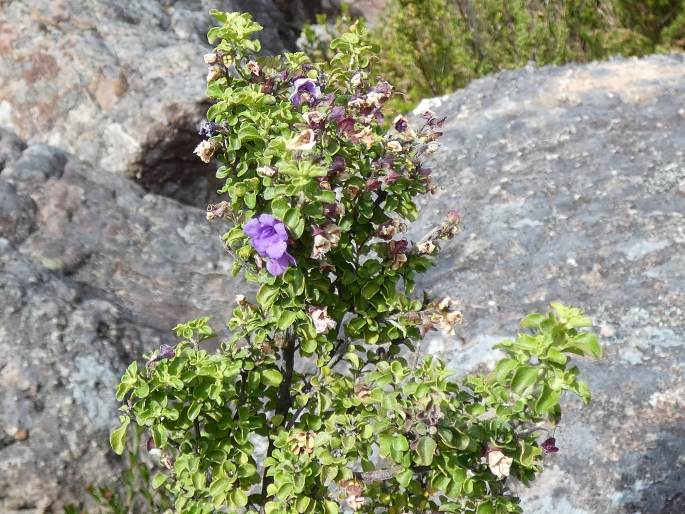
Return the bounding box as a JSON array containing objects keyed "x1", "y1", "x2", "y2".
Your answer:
[
  {"x1": 338, "y1": 118, "x2": 355, "y2": 136},
  {"x1": 290, "y1": 77, "x2": 321, "y2": 107},
  {"x1": 384, "y1": 170, "x2": 401, "y2": 184},
  {"x1": 328, "y1": 106, "x2": 346, "y2": 123},
  {"x1": 394, "y1": 115, "x2": 408, "y2": 132},
  {"x1": 146, "y1": 343, "x2": 176, "y2": 367},
  {"x1": 198, "y1": 121, "x2": 218, "y2": 138},
  {"x1": 375, "y1": 155, "x2": 394, "y2": 170},
  {"x1": 244, "y1": 214, "x2": 296, "y2": 276},
  {"x1": 330, "y1": 156, "x2": 346, "y2": 174},
  {"x1": 541, "y1": 437, "x2": 559, "y2": 453},
  {"x1": 365, "y1": 178, "x2": 381, "y2": 192},
  {"x1": 373, "y1": 81, "x2": 392, "y2": 95},
  {"x1": 158, "y1": 344, "x2": 175, "y2": 359}
]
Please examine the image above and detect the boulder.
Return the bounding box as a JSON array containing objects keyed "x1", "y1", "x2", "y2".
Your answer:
[
  {"x1": 414, "y1": 55, "x2": 685, "y2": 513},
  {"x1": 0, "y1": 128, "x2": 241, "y2": 512},
  {"x1": 0, "y1": 0, "x2": 327, "y2": 206}
]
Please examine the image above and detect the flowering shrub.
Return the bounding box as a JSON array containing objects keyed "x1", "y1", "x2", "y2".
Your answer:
[{"x1": 111, "y1": 10, "x2": 601, "y2": 514}]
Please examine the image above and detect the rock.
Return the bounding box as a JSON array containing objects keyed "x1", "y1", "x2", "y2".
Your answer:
[
  {"x1": 0, "y1": 129, "x2": 243, "y2": 512},
  {"x1": 413, "y1": 55, "x2": 685, "y2": 513},
  {"x1": 0, "y1": 0, "x2": 328, "y2": 206}
]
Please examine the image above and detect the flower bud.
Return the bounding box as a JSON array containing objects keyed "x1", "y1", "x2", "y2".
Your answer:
[
  {"x1": 246, "y1": 60, "x2": 260, "y2": 77},
  {"x1": 287, "y1": 129, "x2": 316, "y2": 152},
  {"x1": 486, "y1": 446, "x2": 513, "y2": 479},
  {"x1": 386, "y1": 140, "x2": 403, "y2": 153},
  {"x1": 541, "y1": 437, "x2": 559, "y2": 453},
  {"x1": 203, "y1": 53, "x2": 218, "y2": 65},
  {"x1": 289, "y1": 431, "x2": 315, "y2": 455},
  {"x1": 257, "y1": 165, "x2": 277, "y2": 177},
  {"x1": 303, "y1": 110, "x2": 325, "y2": 126},
  {"x1": 193, "y1": 140, "x2": 220, "y2": 163},
  {"x1": 309, "y1": 306, "x2": 337, "y2": 334},
  {"x1": 417, "y1": 240, "x2": 437, "y2": 255},
  {"x1": 351, "y1": 71, "x2": 366, "y2": 88},
  {"x1": 425, "y1": 142, "x2": 440, "y2": 154},
  {"x1": 346, "y1": 184, "x2": 361, "y2": 198},
  {"x1": 323, "y1": 202, "x2": 344, "y2": 218},
  {"x1": 351, "y1": 126, "x2": 375, "y2": 148},
  {"x1": 206, "y1": 65, "x2": 224, "y2": 82},
  {"x1": 206, "y1": 201, "x2": 231, "y2": 222},
  {"x1": 391, "y1": 253, "x2": 407, "y2": 269},
  {"x1": 447, "y1": 209, "x2": 461, "y2": 223}
]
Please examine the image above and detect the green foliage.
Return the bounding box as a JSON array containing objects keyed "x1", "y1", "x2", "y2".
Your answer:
[
  {"x1": 111, "y1": 10, "x2": 602, "y2": 514},
  {"x1": 67, "y1": 428, "x2": 173, "y2": 514},
  {"x1": 303, "y1": 0, "x2": 685, "y2": 111}
]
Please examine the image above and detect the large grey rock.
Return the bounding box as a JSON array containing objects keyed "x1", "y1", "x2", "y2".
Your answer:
[
  {"x1": 0, "y1": 128, "x2": 241, "y2": 512},
  {"x1": 414, "y1": 55, "x2": 685, "y2": 513},
  {"x1": 0, "y1": 0, "x2": 325, "y2": 206}
]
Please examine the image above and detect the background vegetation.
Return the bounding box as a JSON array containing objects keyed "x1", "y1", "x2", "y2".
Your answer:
[{"x1": 300, "y1": 0, "x2": 685, "y2": 111}]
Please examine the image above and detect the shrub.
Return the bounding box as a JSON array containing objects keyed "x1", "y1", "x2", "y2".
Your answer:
[
  {"x1": 302, "y1": 0, "x2": 685, "y2": 111},
  {"x1": 111, "y1": 10, "x2": 601, "y2": 514}
]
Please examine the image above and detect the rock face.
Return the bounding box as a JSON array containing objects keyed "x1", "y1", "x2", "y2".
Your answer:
[
  {"x1": 1, "y1": 4, "x2": 684, "y2": 509},
  {"x1": 0, "y1": 128, "x2": 242, "y2": 512},
  {"x1": 0, "y1": 0, "x2": 329, "y2": 206},
  {"x1": 413, "y1": 55, "x2": 685, "y2": 514}
]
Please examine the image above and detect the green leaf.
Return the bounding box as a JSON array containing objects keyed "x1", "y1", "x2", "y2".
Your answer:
[
  {"x1": 271, "y1": 198, "x2": 289, "y2": 220},
  {"x1": 231, "y1": 489, "x2": 248, "y2": 508},
  {"x1": 151, "y1": 473, "x2": 168, "y2": 489},
  {"x1": 257, "y1": 284, "x2": 280, "y2": 308},
  {"x1": 261, "y1": 369, "x2": 283, "y2": 387},
  {"x1": 510, "y1": 366, "x2": 539, "y2": 394},
  {"x1": 519, "y1": 313, "x2": 545, "y2": 328},
  {"x1": 322, "y1": 500, "x2": 339, "y2": 514},
  {"x1": 396, "y1": 468, "x2": 413, "y2": 487},
  {"x1": 296, "y1": 496, "x2": 311, "y2": 513},
  {"x1": 361, "y1": 280, "x2": 380, "y2": 300},
  {"x1": 321, "y1": 465, "x2": 338, "y2": 486},
  {"x1": 494, "y1": 358, "x2": 518, "y2": 382},
  {"x1": 414, "y1": 436, "x2": 437, "y2": 465},
  {"x1": 477, "y1": 503, "x2": 494, "y2": 514},
  {"x1": 283, "y1": 208, "x2": 301, "y2": 232},
  {"x1": 535, "y1": 384, "x2": 562, "y2": 413},
  {"x1": 209, "y1": 477, "x2": 230, "y2": 499},
  {"x1": 301, "y1": 339, "x2": 317, "y2": 353},
  {"x1": 571, "y1": 332, "x2": 602, "y2": 358},
  {"x1": 151, "y1": 424, "x2": 168, "y2": 448},
  {"x1": 187, "y1": 401, "x2": 202, "y2": 421},
  {"x1": 109, "y1": 418, "x2": 130, "y2": 455},
  {"x1": 277, "y1": 310, "x2": 298, "y2": 330}
]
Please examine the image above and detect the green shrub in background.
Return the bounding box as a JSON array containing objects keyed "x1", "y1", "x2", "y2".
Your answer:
[
  {"x1": 106, "y1": 10, "x2": 602, "y2": 514},
  {"x1": 301, "y1": 0, "x2": 685, "y2": 111}
]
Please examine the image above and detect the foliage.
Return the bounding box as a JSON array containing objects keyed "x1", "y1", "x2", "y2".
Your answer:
[
  {"x1": 66, "y1": 428, "x2": 172, "y2": 514},
  {"x1": 111, "y1": 10, "x2": 601, "y2": 514},
  {"x1": 301, "y1": 0, "x2": 685, "y2": 111}
]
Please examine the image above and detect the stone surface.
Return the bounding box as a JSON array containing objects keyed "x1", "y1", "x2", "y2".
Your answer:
[
  {"x1": 0, "y1": 128, "x2": 242, "y2": 512},
  {"x1": 0, "y1": 0, "x2": 328, "y2": 206},
  {"x1": 2, "y1": 8, "x2": 685, "y2": 509},
  {"x1": 413, "y1": 55, "x2": 685, "y2": 514}
]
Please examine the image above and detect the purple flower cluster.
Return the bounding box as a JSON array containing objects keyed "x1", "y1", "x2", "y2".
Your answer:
[
  {"x1": 198, "y1": 121, "x2": 218, "y2": 138},
  {"x1": 290, "y1": 78, "x2": 321, "y2": 107},
  {"x1": 244, "y1": 214, "x2": 296, "y2": 276}
]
